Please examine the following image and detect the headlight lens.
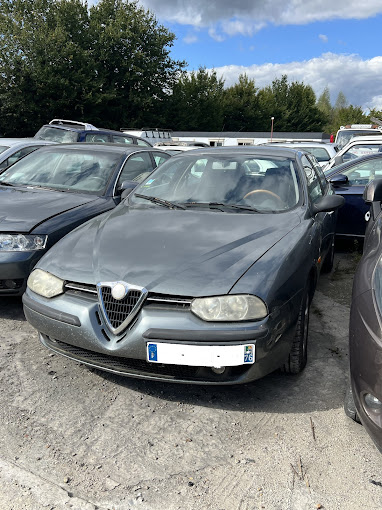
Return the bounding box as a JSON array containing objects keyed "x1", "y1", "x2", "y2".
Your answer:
[
  {"x1": 27, "y1": 269, "x2": 64, "y2": 298},
  {"x1": 191, "y1": 295, "x2": 268, "y2": 321},
  {"x1": 0, "y1": 234, "x2": 47, "y2": 251}
]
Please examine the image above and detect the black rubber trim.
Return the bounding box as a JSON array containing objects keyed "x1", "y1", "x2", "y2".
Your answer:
[
  {"x1": 22, "y1": 293, "x2": 81, "y2": 327},
  {"x1": 143, "y1": 327, "x2": 266, "y2": 342}
]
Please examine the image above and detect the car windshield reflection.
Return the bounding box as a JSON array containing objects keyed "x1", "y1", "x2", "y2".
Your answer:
[
  {"x1": 0, "y1": 149, "x2": 121, "y2": 194},
  {"x1": 131, "y1": 154, "x2": 300, "y2": 213}
]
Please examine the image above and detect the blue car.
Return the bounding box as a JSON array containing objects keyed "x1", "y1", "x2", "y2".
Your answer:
[
  {"x1": 34, "y1": 119, "x2": 153, "y2": 146},
  {"x1": 325, "y1": 153, "x2": 382, "y2": 237}
]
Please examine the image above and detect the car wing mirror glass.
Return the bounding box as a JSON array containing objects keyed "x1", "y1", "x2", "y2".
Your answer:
[
  {"x1": 334, "y1": 154, "x2": 344, "y2": 166},
  {"x1": 118, "y1": 180, "x2": 138, "y2": 199},
  {"x1": 329, "y1": 173, "x2": 349, "y2": 186}
]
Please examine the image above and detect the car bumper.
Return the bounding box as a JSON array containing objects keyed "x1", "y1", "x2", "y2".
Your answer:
[
  {"x1": 349, "y1": 289, "x2": 382, "y2": 451},
  {"x1": 23, "y1": 287, "x2": 299, "y2": 385},
  {"x1": 0, "y1": 250, "x2": 45, "y2": 296}
]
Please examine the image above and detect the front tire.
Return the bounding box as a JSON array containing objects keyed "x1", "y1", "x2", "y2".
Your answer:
[{"x1": 282, "y1": 285, "x2": 310, "y2": 374}]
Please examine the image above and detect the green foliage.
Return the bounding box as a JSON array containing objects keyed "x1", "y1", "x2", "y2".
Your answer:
[
  {"x1": 0, "y1": 0, "x2": 185, "y2": 135},
  {"x1": 222, "y1": 74, "x2": 259, "y2": 131},
  {"x1": 164, "y1": 67, "x2": 225, "y2": 131}
]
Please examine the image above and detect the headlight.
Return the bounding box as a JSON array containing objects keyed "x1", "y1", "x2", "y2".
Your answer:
[
  {"x1": 27, "y1": 269, "x2": 64, "y2": 298},
  {"x1": 0, "y1": 234, "x2": 47, "y2": 251},
  {"x1": 191, "y1": 295, "x2": 268, "y2": 322}
]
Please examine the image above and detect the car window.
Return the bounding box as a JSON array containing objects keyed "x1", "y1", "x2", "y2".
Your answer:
[
  {"x1": 153, "y1": 152, "x2": 171, "y2": 167},
  {"x1": 85, "y1": 133, "x2": 109, "y2": 143},
  {"x1": 136, "y1": 154, "x2": 300, "y2": 212},
  {"x1": 343, "y1": 143, "x2": 382, "y2": 162},
  {"x1": 307, "y1": 154, "x2": 328, "y2": 193},
  {"x1": 302, "y1": 155, "x2": 323, "y2": 204},
  {"x1": 112, "y1": 135, "x2": 134, "y2": 144},
  {"x1": 0, "y1": 146, "x2": 40, "y2": 170},
  {"x1": 341, "y1": 159, "x2": 382, "y2": 186},
  {"x1": 303, "y1": 147, "x2": 330, "y2": 162},
  {"x1": 117, "y1": 152, "x2": 154, "y2": 187},
  {"x1": 0, "y1": 149, "x2": 120, "y2": 194},
  {"x1": 136, "y1": 139, "x2": 151, "y2": 146},
  {"x1": 34, "y1": 126, "x2": 79, "y2": 143}
]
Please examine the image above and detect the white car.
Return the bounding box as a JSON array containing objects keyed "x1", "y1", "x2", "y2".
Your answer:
[
  {"x1": 324, "y1": 135, "x2": 382, "y2": 172},
  {"x1": 263, "y1": 141, "x2": 337, "y2": 168},
  {"x1": 0, "y1": 139, "x2": 57, "y2": 171}
]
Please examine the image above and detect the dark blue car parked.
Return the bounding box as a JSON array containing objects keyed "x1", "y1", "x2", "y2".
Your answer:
[
  {"x1": 325, "y1": 153, "x2": 382, "y2": 237},
  {"x1": 35, "y1": 119, "x2": 153, "y2": 146}
]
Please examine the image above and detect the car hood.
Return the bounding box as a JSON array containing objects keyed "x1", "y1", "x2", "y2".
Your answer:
[
  {"x1": 0, "y1": 187, "x2": 99, "y2": 232},
  {"x1": 39, "y1": 205, "x2": 302, "y2": 296}
]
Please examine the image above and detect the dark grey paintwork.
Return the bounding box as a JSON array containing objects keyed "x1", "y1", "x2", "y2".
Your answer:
[
  {"x1": 347, "y1": 178, "x2": 382, "y2": 451},
  {"x1": 23, "y1": 146, "x2": 343, "y2": 385}
]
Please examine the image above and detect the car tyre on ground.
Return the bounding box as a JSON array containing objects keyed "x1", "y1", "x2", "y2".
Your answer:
[
  {"x1": 282, "y1": 284, "x2": 310, "y2": 374},
  {"x1": 344, "y1": 382, "x2": 361, "y2": 424}
]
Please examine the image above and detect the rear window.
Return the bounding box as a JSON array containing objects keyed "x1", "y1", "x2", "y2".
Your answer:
[{"x1": 34, "y1": 126, "x2": 79, "y2": 143}]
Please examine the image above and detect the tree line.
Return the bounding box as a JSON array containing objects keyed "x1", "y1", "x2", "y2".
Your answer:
[{"x1": 0, "y1": 0, "x2": 380, "y2": 137}]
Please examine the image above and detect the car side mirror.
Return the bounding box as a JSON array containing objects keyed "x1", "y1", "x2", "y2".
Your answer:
[
  {"x1": 312, "y1": 194, "x2": 345, "y2": 215},
  {"x1": 334, "y1": 154, "x2": 344, "y2": 166},
  {"x1": 329, "y1": 174, "x2": 349, "y2": 187},
  {"x1": 363, "y1": 179, "x2": 382, "y2": 203},
  {"x1": 363, "y1": 179, "x2": 382, "y2": 224},
  {"x1": 118, "y1": 180, "x2": 138, "y2": 199}
]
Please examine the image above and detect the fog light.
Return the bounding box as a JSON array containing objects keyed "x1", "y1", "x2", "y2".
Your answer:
[
  {"x1": 365, "y1": 393, "x2": 382, "y2": 410},
  {"x1": 211, "y1": 366, "x2": 226, "y2": 374},
  {"x1": 5, "y1": 280, "x2": 17, "y2": 289}
]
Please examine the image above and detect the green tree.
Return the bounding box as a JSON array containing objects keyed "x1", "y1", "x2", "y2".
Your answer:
[
  {"x1": 165, "y1": 67, "x2": 225, "y2": 130},
  {"x1": 222, "y1": 74, "x2": 259, "y2": 131},
  {"x1": 0, "y1": 0, "x2": 185, "y2": 135}
]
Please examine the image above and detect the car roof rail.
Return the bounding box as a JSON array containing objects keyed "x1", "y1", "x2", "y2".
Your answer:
[{"x1": 49, "y1": 119, "x2": 99, "y2": 131}]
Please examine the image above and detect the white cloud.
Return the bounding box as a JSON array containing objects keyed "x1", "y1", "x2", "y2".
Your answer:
[
  {"x1": 210, "y1": 53, "x2": 382, "y2": 110},
  {"x1": 183, "y1": 33, "x2": 198, "y2": 44},
  {"x1": 138, "y1": 0, "x2": 382, "y2": 35},
  {"x1": 319, "y1": 34, "x2": 328, "y2": 43}
]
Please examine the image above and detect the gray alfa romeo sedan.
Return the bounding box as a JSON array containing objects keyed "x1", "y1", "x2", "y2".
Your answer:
[{"x1": 23, "y1": 147, "x2": 344, "y2": 385}]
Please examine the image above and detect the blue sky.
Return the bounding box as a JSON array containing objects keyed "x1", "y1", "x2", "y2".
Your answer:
[{"x1": 137, "y1": 0, "x2": 382, "y2": 111}]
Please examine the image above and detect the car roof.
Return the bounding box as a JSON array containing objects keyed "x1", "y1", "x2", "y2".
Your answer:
[
  {"x1": 179, "y1": 145, "x2": 302, "y2": 158},
  {"x1": 41, "y1": 123, "x2": 142, "y2": 137},
  {"x1": 34, "y1": 143, "x2": 163, "y2": 154}
]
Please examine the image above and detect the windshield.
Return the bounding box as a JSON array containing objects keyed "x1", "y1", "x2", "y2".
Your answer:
[
  {"x1": 335, "y1": 130, "x2": 380, "y2": 150},
  {"x1": 34, "y1": 126, "x2": 79, "y2": 143},
  {"x1": 0, "y1": 148, "x2": 121, "y2": 194},
  {"x1": 130, "y1": 154, "x2": 300, "y2": 213}
]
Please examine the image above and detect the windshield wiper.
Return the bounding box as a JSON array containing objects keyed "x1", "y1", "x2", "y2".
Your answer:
[
  {"x1": 134, "y1": 193, "x2": 186, "y2": 210},
  {"x1": 182, "y1": 202, "x2": 261, "y2": 213},
  {"x1": 0, "y1": 181, "x2": 16, "y2": 187}
]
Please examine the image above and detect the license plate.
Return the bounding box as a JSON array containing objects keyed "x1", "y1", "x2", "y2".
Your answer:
[{"x1": 147, "y1": 342, "x2": 255, "y2": 367}]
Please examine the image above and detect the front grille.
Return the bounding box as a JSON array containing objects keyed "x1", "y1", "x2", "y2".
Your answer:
[{"x1": 101, "y1": 287, "x2": 142, "y2": 329}]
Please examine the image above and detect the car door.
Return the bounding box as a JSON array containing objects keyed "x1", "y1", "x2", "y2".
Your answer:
[
  {"x1": 302, "y1": 155, "x2": 334, "y2": 259},
  {"x1": 330, "y1": 158, "x2": 382, "y2": 236}
]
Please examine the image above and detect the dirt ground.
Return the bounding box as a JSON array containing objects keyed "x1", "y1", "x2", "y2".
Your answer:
[{"x1": 0, "y1": 245, "x2": 381, "y2": 510}]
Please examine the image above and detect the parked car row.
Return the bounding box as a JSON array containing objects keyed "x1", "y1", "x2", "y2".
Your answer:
[{"x1": 0, "y1": 128, "x2": 381, "y2": 453}]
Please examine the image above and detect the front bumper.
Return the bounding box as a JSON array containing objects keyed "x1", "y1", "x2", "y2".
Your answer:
[
  {"x1": 349, "y1": 289, "x2": 382, "y2": 451},
  {"x1": 0, "y1": 250, "x2": 45, "y2": 296},
  {"x1": 23, "y1": 287, "x2": 298, "y2": 385}
]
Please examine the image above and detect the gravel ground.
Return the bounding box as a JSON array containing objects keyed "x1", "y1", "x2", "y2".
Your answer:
[{"x1": 0, "y1": 247, "x2": 381, "y2": 510}]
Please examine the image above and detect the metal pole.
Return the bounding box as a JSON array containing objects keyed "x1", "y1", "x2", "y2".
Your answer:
[{"x1": 270, "y1": 117, "x2": 274, "y2": 142}]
